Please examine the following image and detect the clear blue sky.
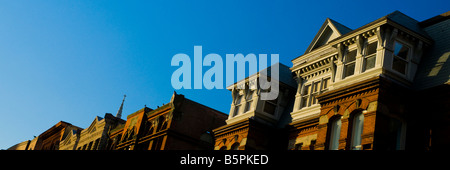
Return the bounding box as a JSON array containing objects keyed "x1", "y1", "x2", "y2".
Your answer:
[{"x1": 0, "y1": 0, "x2": 448, "y2": 149}]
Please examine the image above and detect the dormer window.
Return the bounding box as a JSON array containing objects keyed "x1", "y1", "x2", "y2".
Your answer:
[
  {"x1": 298, "y1": 77, "x2": 330, "y2": 110},
  {"x1": 263, "y1": 97, "x2": 278, "y2": 115},
  {"x1": 300, "y1": 85, "x2": 311, "y2": 109},
  {"x1": 244, "y1": 90, "x2": 254, "y2": 113},
  {"x1": 232, "y1": 94, "x2": 242, "y2": 117},
  {"x1": 343, "y1": 50, "x2": 357, "y2": 78},
  {"x1": 311, "y1": 81, "x2": 320, "y2": 105},
  {"x1": 363, "y1": 42, "x2": 377, "y2": 72},
  {"x1": 321, "y1": 78, "x2": 330, "y2": 92},
  {"x1": 392, "y1": 41, "x2": 409, "y2": 75}
]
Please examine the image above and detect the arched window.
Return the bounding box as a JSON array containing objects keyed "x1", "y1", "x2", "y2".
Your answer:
[
  {"x1": 350, "y1": 112, "x2": 364, "y2": 150},
  {"x1": 231, "y1": 142, "x2": 240, "y2": 150},
  {"x1": 328, "y1": 116, "x2": 342, "y2": 150}
]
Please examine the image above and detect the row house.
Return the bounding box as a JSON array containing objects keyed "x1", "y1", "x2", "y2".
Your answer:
[
  {"x1": 107, "y1": 92, "x2": 228, "y2": 150},
  {"x1": 215, "y1": 10, "x2": 450, "y2": 150}
]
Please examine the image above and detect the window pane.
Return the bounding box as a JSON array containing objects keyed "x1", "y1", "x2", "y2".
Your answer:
[
  {"x1": 364, "y1": 55, "x2": 376, "y2": 71},
  {"x1": 244, "y1": 101, "x2": 252, "y2": 112},
  {"x1": 322, "y1": 78, "x2": 330, "y2": 90},
  {"x1": 392, "y1": 57, "x2": 407, "y2": 74},
  {"x1": 264, "y1": 101, "x2": 277, "y2": 115},
  {"x1": 311, "y1": 94, "x2": 317, "y2": 105},
  {"x1": 351, "y1": 112, "x2": 364, "y2": 150},
  {"x1": 366, "y1": 42, "x2": 377, "y2": 55},
  {"x1": 346, "y1": 50, "x2": 357, "y2": 62},
  {"x1": 246, "y1": 90, "x2": 254, "y2": 100},
  {"x1": 235, "y1": 95, "x2": 242, "y2": 104},
  {"x1": 301, "y1": 96, "x2": 308, "y2": 109},
  {"x1": 329, "y1": 117, "x2": 342, "y2": 150},
  {"x1": 233, "y1": 105, "x2": 240, "y2": 117},
  {"x1": 313, "y1": 82, "x2": 320, "y2": 92},
  {"x1": 344, "y1": 63, "x2": 355, "y2": 77},
  {"x1": 302, "y1": 85, "x2": 310, "y2": 95},
  {"x1": 394, "y1": 42, "x2": 409, "y2": 60}
]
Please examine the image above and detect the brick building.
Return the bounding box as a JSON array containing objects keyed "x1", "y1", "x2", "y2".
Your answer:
[
  {"x1": 215, "y1": 10, "x2": 450, "y2": 150},
  {"x1": 213, "y1": 64, "x2": 297, "y2": 150},
  {"x1": 7, "y1": 10, "x2": 449, "y2": 151},
  {"x1": 107, "y1": 92, "x2": 228, "y2": 150},
  {"x1": 33, "y1": 121, "x2": 83, "y2": 150}
]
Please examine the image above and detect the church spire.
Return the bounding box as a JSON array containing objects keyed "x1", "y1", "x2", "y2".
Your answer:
[{"x1": 116, "y1": 95, "x2": 126, "y2": 119}]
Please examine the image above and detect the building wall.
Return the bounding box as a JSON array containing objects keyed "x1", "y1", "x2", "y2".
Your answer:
[
  {"x1": 137, "y1": 94, "x2": 227, "y2": 150},
  {"x1": 34, "y1": 121, "x2": 82, "y2": 150},
  {"x1": 414, "y1": 17, "x2": 450, "y2": 89},
  {"x1": 59, "y1": 130, "x2": 80, "y2": 150},
  {"x1": 315, "y1": 77, "x2": 379, "y2": 150},
  {"x1": 115, "y1": 107, "x2": 149, "y2": 150}
]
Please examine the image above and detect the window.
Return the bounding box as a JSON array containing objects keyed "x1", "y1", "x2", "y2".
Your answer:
[
  {"x1": 388, "y1": 118, "x2": 406, "y2": 150},
  {"x1": 233, "y1": 94, "x2": 242, "y2": 117},
  {"x1": 310, "y1": 81, "x2": 320, "y2": 105},
  {"x1": 244, "y1": 90, "x2": 254, "y2": 112},
  {"x1": 392, "y1": 41, "x2": 409, "y2": 75},
  {"x1": 322, "y1": 78, "x2": 330, "y2": 91},
  {"x1": 363, "y1": 42, "x2": 377, "y2": 71},
  {"x1": 299, "y1": 78, "x2": 330, "y2": 110},
  {"x1": 328, "y1": 117, "x2": 342, "y2": 150},
  {"x1": 309, "y1": 140, "x2": 316, "y2": 150},
  {"x1": 350, "y1": 112, "x2": 364, "y2": 150},
  {"x1": 295, "y1": 143, "x2": 303, "y2": 150},
  {"x1": 263, "y1": 98, "x2": 278, "y2": 115},
  {"x1": 344, "y1": 50, "x2": 357, "y2": 78},
  {"x1": 300, "y1": 85, "x2": 311, "y2": 109},
  {"x1": 231, "y1": 143, "x2": 240, "y2": 150}
]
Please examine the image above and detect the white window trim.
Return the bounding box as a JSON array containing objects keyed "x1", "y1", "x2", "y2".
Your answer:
[
  {"x1": 350, "y1": 112, "x2": 365, "y2": 150},
  {"x1": 262, "y1": 97, "x2": 278, "y2": 117},
  {"x1": 362, "y1": 40, "x2": 378, "y2": 72},
  {"x1": 298, "y1": 77, "x2": 331, "y2": 110},
  {"x1": 232, "y1": 92, "x2": 243, "y2": 117},
  {"x1": 391, "y1": 40, "x2": 413, "y2": 77},
  {"x1": 329, "y1": 117, "x2": 342, "y2": 150},
  {"x1": 243, "y1": 89, "x2": 254, "y2": 113},
  {"x1": 299, "y1": 84, "x2": 311, "y2": 110},
  {"x1": 342, "y1": 46, "x2": 358, "y2": 79}
]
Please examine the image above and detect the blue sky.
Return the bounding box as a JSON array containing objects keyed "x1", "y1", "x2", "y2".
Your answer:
[{"x1": 0, "y1": 0, "x2": 448, "y2": 149}]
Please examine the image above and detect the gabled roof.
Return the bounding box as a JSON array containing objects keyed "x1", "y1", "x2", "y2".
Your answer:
[
  {"x1": 85, "y1": 116, "x2": 104, "y2": 133},
  {"x1": 304, "y1": 18, "x2": 352, "y2": 54}
]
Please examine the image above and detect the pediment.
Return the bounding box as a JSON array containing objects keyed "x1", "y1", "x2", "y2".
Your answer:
[
  {"x1": 86, "y1": 116, "x2": 103, "y2": 133},
  {"x1": 305, "y1": 18, "x2": 352, "y2": 53}
]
